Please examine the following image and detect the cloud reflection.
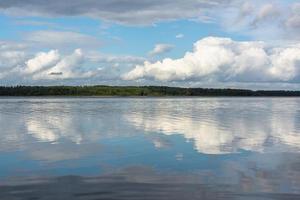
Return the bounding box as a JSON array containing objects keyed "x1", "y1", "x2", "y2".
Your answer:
[
  {"x1": 0, "y1": 98, "x2": 300, "y2": 197},
  {"x1": 124, "y1": 98, "x2": 300, "y2": 154},
  {"x1": 0, "y1": 98, "x2": 138, "y2": 162},
  {"x1": 1, "y1": 98, "x2": 300, "y2": 163}
]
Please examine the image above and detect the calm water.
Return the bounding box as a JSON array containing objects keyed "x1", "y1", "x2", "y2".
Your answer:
[{"x1": 0, "y1": 97, "x2": 300, "y2": 200}]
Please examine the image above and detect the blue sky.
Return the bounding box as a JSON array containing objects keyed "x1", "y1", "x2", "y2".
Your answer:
[{"x1": 0, "y1": 0, "x2": 300, "y2": 89}]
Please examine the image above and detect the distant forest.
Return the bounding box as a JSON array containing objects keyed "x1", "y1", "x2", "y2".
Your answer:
[{"x1": 0, "y1": 86, "x2": 300, "y2": 96}]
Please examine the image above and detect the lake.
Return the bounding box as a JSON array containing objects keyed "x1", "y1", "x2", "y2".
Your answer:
[{"x1": 0, "y1": 97, "x2": 300, "y2": 200}]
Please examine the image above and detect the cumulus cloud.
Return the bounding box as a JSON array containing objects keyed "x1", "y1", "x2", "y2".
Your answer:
[
  {"x1": 149, "y1": 44, "x2": 174, "y2": 56},
  {"x1": 28, "y1": 49, "x2": 97, "y2": 80},
  {"x1": 0, "y1": 43, "x2": 145, "y2": 85},
  {"x1": 123, "y1": 37, "x2": 300, "y2": 83},
  {"x1": 24, "y1": 50, "x2": 60, "y2": 74},
  {"x1": 1, "y1": 48, "x2": 94, "y2": 82},
  {"x1": 2, "y1": 37, "x2": 300, "y2": 87}
]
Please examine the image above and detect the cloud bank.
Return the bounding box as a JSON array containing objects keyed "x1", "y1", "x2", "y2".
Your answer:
[
  {"x1": 1, "y1": 37, "x2": 300, "y2": 87},
  {"x1": 0, "y1": 1, "x2": 299, "y2": 42},
  {"x1": 0, "y1": 0, "x2": 232, "y2": 25},
  {"x1": 0, "y1": 44, "x2": 145, "y2": 85},
  {"x1": 123, "y1": 37, "x2": 300, "y2": 83}
]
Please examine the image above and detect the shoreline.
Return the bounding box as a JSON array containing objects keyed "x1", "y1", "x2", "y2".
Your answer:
[
  {"x1": 0, "y1": 95, "x2": 300, "y2": 98},
  {"x1": 1, "y1": 85, "x2": 300, "y2": 97}
]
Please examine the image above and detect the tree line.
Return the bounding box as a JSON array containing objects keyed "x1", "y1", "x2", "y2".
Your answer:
[{"x1": 0, "y1": 85, "x2": 300, "y2": 96}]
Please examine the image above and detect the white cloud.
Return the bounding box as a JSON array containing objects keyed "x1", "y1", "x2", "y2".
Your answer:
[
  {"x1": 31, "y1": 49, "x2": 95, "y2": 80},
  {"x1": 24, "y1": 50, "x2": 60, "y2": 74},
  {"x1": 0, "y1": 48, "x2": 95, "y2": 82},
  {"x1": 269, "y1": 48, "x2": 300, "y2": 81},
  {"x1": 149, "y1": 44, "x2": 174, "y2": 56},
  {"x1": 175, "y1": 34, "x2": 184, "y2": 39},
  {"x1": 123, "y1": 37, "x2": 300, "y2": 83},
  {"x1": 1, "y1": 34, "x2": 300, "y2": 87},
  {"x1": 0, "y1": 45, "x2": 146, "y2": 84}
]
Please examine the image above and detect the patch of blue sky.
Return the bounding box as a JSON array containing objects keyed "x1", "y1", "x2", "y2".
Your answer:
[
  {"x1": 1, "y1": 14, "x2": 252, "y2": 58},
  {"x1": 97, "y1": 19, "x2": 252, "y2": 58}
]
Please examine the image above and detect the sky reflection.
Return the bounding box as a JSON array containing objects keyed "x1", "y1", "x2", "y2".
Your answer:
[{"x1": 0, "y1": 98, "x2": 300, "y2": 199}]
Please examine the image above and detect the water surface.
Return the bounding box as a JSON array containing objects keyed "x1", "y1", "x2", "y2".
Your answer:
[{"x1": 0, "y1": 97, "x2": 300, "y2": 199}]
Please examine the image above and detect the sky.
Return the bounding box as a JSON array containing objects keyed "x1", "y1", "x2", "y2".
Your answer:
[{"x1": 0, "y1": 0, "x2": 300, "y2": 89}]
